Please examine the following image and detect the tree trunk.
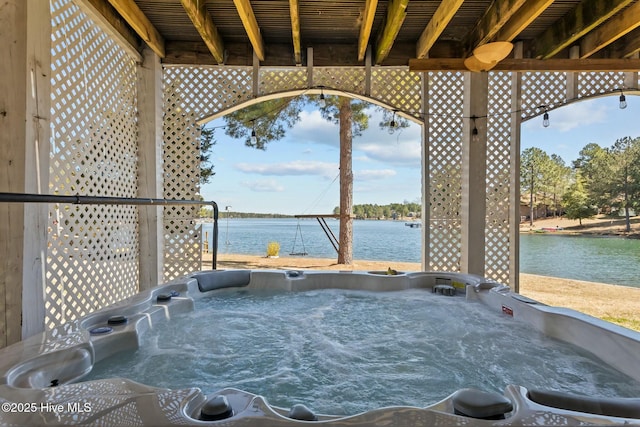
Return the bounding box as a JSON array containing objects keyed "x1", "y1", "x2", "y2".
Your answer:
[
  {"x1": 338, "y1": 97, "x2": 353, "y2": 264},
  {"x1": 529, "y1": 164, "x2": 534, "y2": 227}
]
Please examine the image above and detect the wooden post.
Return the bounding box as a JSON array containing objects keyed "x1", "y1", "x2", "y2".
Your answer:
[
  {"x1": 420, "y1": 72, "x2": 430, "y2": 271},
  {"x1": 460, "y1": 71, "x2": 488, "y2": 276},
  {"x1": 137, "y1": 48, "x2": 164, "y2": 291},
  {"x1": 510, "y1": 42, "x2": 524, "y2": 292},
  {"x1": 0, "y1": 0, "x2": 51, "y2": 346}
]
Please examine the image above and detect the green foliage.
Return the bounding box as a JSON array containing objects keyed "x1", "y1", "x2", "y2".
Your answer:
[
  {"x1": 334, "y1": 201, "x2": 421, "y2": 219},
  {"x1": 562, "y1": 174, "x2": 597, "y2": 224},
  {"x1": 199, "y1": 126, "x2": 216, "y2": 185},
  {"x1": 224, "y1": 98, "x2": 306, "y2": 149}
]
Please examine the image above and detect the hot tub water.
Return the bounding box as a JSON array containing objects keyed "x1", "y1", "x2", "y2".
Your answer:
[{"x1": 83, "y1": 288, "x2": 640, "y2": 415}]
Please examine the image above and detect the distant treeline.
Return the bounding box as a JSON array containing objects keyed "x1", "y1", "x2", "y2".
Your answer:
[
  {"x1": 333, "y1": 202, "x2": 421, "y2": 219},
  {"x1": 198, "y1": 208, "x2": 293, "y2": 218}
]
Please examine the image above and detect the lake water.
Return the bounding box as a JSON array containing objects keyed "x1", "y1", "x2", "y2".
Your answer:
[{"x1": 201, "y1": 218, "x2": 640, "y2": 288}]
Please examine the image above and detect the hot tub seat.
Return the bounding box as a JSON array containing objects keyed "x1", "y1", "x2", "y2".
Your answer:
[{"x1": 527, "y1": 388, "x2": 640, "y2": 419}]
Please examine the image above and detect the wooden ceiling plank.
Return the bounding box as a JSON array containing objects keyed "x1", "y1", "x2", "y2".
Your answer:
[
  {"x1": 416, "y1": 0, "x2": 464, "y2": 59},
  {"x1": 409, "y1": 57, "x2": 640, "y2": 72},
  {"x1": 580, "y1": 0, "x2": 640, "y2": 58},
  {"x1": 233, "y1": 0, "x2": 265, "y2": 61},
  {"x1": 289, "y1": 0, "x2": 302, "y2": 64},
  {"x1": 534, "y1": 0, "x2": 634, "y2": 59},
  {"x1": 465, "y1": 0, "x2": 528, "y2": 51},
  {"x1": 180, "y1": 0, "x2": 225, "y2": 64},
  {"x1": 495, "y1": 0, "x2": 554, "y2": 42},
  {"x1": 358, "y1": 0, "x2": 379, "y2": 61},
  {"x1": 107, "y1": 0, "x2": 164, "y2": 57},
  {"x1": 375, "y1": 0, "x2": 409, "y2": 64}
]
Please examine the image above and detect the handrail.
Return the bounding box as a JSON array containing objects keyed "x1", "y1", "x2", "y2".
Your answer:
[{"x1": 0, "y1": 192, "x2": 218, "y2": 269}]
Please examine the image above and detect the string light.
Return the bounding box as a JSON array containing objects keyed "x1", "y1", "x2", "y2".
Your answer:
[
  {"x1": 619, "y1": 91, "x2": 627, "y2": 109},
  {"x1": 471, "y1": 116, "x2": 479, "y2": 143},
  {"x1": 250, "y1": 120, "x2": 257, "y2": 145},
  {"x1": 542, "y1": 107, "x2": 550, "y2": 128},
  {"x1": 388, "y1": 110, "x2": 397, "y2": 134},
  {"x1": 226, "y1": 86, "x2": 639, "y2": 137}
]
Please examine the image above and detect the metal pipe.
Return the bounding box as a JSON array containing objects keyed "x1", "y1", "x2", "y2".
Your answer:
[{"x1": 0, "y1": 192, "x2": 219, "y2": 269}]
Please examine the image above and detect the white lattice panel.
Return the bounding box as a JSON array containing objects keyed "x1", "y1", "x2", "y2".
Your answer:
[
  {"x1": 427, "y1": 72, "x2": 464, "y2": 272},
  {"x1": 314, "y1": 67, "x2": 366, "y2": 94},
  {"x1": 578, "y1": 72, "x2": 626, "y2": 98},
  {"x1": 521, "y1": 72, "x2": 567, "y2": 121},
  {"x1": 486, "y1": 72, "x2": 513, "y2": 284},
  {"x1": 371, "y1": 68, "x2": 423, "y2": 119},
  {"x1": 161, "y1": 108, "x2": 202, "y2": 281},
  {"x1": 47, "y1": 0, "x2": 139, "y2": 329},
  {"x1": 259, "y1": 67, "x2": 308, "y2": 95},
  {"x1": 164, "y1": 66, "x2": 254, "y2": 118}
]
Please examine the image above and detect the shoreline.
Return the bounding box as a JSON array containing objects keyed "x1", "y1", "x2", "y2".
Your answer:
[{"x1": 204, "y1": 253, "x2": 640, "y2": 332}]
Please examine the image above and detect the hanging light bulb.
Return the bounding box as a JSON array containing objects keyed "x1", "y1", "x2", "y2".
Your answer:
[
  {"x1": 388, "y1": 110, "x2": 397, "y2": 134},
  {"x1": 319, "y1": 87, "x2": 326, "y2": 108},
  {"x1": 471, "y1": 116, "x2": 479, "y2": 143},
  {"x1": 542, "y1": 111, "x2": 550, "y2": 128},
  {"x1": 619, "y1": 92, "x2": 627, "y2": 109},
  {"x1": 250, "y1": 120, "x2": 257, "y2": 145}
]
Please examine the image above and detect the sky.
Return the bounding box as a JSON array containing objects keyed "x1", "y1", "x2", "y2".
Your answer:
[{"x1": 200, "y1": 94, "x2": 640, "y2": 215}]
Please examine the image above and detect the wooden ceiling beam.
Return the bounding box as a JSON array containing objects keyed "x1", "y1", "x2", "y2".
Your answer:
[
  {"x1": 180, "y1": 0, "x2": 225, "y2": 64},
  {"x1": 608, "y1": 28, "x2": 640, "y2": 59},
  {"x1": 358, "y1": 0, "x2": 379, "y2": 61},
  {"x1": 579, "y1": 0, "x2": 640, "y2": 58},
  {"x1": 289, "y1": 0, "x2": 302, "y2": 64},
  {"x1": 494, "y1": 0, "x2": 554, "y2": 42},
  {"x1": 233, "y1": 0, "x2": 265, "y2": 61},
  {"x1": 409, "y1": 57, "x2": 640, "y2": 72},
  {"x1": 416, "y1": 0, "x2": 464, "y2": 59},
  {"x1": 464, "y1": 0, "x2": 527, "y2": 51},
  {"x1": 375, "y1": 0, "x2": 409, "y2": 64},
  {"x1": 107, "y1": 0, "x2": 164, "y2": 57},
  {"x1": 533, "y1": 0, "x2": 634, "y2": 59},
  {"x1": 76, "y1": 0, "x2": 141, "y2": 57}
]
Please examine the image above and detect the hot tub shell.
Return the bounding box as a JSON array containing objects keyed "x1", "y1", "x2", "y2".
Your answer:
[{"x1": 0, "y1": 270, "x2": 639, "y2": 426}]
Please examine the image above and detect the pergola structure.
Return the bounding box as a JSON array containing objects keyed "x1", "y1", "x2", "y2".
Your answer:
[{"x1": 2, "y1": 0, "x2": 640, "y2": 348}]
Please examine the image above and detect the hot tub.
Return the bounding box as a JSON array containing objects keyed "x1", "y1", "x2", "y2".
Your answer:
[{"x1": 1, "y1": 270, "x2": 639, "y2": 426}]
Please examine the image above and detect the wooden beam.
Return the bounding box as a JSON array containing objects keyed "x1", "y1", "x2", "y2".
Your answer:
[
  {"x1": 107, "y1": 0, "x2": 165, "y2": 57},
  {"x1": 465, "y1": 0, "x2": 527, "y2": 51},
  {"x1": 533, "y1": 0, "x2": 634, "y2": 59},
  {"x1": 416, "y1": 0, "x2": 464, "y2": 59},
  {"x1": 76, "y1": 0, "x2": 142, "y2": 59},
  {"x1": 375, "y1": 0, "x2": 409, "y2": 64},
  {"x1": 289, "y1": 0, "x2": 302, "y2": 64},
  {"x1": 358, "y1": 0, "x2": 378, "y2": 61},
  {"x1": 233, "y1": 0, "x2": 265, "y2": 61},
  {"x1": 409, "y1": 57, "x2": 640, "y2": 72},
  {"x1": 608, "y1": 28, "x2": 640, "y2": 59},
  {"x1": 494, "y1": 0, "x2": 554, "y2": 42},
  {"x1": 180, "y1": 0, "x2": 225, "y2": 64},
  {"x1": 580, "y1": 0, "x2": 640, "y2": 58}
]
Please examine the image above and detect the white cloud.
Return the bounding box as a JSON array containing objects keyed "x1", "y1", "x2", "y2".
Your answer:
[
  {"x1": 241, "y1": 179, "x2": 285, "y2": 192},
  {"x1": 355, "y1": 169, "x2": 397, "y2": 181},
  {"x1": 235, "y1": 160, "x2": 338, "y2": 179},
  {"x1": 289, "y1": 110, "x2": 339, "y2": 146},
  {"x1": 357, "y1": 141, "x2": 421, "y2": 166}
]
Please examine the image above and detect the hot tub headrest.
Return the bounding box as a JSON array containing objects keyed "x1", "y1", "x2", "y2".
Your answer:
[
  {"x1": 528, "y1": 389, "x2": 640, "y2": 419},
  {"x1": 191, "y1": 270, "x2": 251, "y2": 292}
]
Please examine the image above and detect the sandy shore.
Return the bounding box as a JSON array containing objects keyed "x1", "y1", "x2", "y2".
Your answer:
[{"x1": 204, "y1": 253, "x2": 640, "y2": 332}]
